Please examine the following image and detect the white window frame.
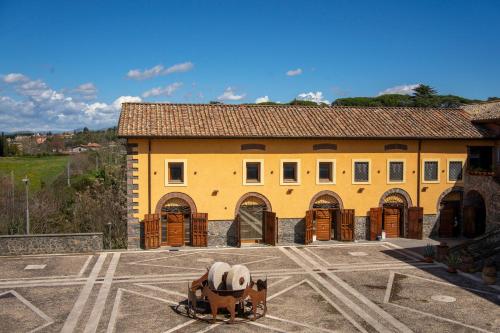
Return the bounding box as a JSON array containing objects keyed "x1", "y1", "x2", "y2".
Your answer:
[
  {"x1": 243, "y1": 159, "x2": 264, "y2": 186},
  {"x1": 352, "y1": 159, "x2": 371, "y2": 185},
  {"x1": 280, "y1": 159, "x2": 301, "y2": 185},
  {"x1": 422, "y1": 158, "x2": 440, "y2": 184},
  {"x1": 316, "y1": 159, "x2": 336, "y2": 185},
  {"x1": 164, "y1": 159, "x2": 187, "y2": 187},
  {"x1": 387, "y1": 159, "x2": 406, "y2": 184},
  {"x1": 447, "y1": 158, "x2": 465, "y2": 183}
]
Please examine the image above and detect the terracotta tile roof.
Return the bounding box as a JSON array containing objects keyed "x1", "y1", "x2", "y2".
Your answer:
[
  {"x1": 461, "y1": 101, "x2": 500, "y2": 122},
  {"x1": 118, "y1": 103, "x2": 490, "y2": 139}
]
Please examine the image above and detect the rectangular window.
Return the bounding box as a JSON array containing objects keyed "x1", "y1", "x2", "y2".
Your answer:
[
  {"x1": 246, "y1": 163, "x2": 261, "y2": 183},
  {"x1": 165, "y1": 159, "x2": 187, "y2": 186},
  {"x1": 280, "y1": 159, "x2": 301, "y2": 185},
  {"x1": 283, "y1": 162, "x2": 297, "y2": 182},
  {"x1": 448, "y1": 160, "x2": 463, "y2": 182},
  {"x1": 319, "y1": 162, "x2": 332, "y2": 182},
  {"x1": 388, "y1": 161, "x2": 405, "y2": 183},
  {"x1": 423, "y1": 160, "x2": 439, "y2": 182},
  {"x1": 316, "y1": 159, "x2": 336, "y2": 184},
  {"x1": 353, "y1": 160, "x2": 370, "y2": 184}
]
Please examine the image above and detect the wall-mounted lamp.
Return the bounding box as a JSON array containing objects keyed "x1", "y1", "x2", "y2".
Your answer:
[
  {"x1": 377, "y1": 170, "x2": 380, "y2": 174},
  {"x1": 194, "y1": 171, "x2": 197, "y2": 175},
  {"x1": 153, "y1": 171, "x2": 157, "y2": 175},
  {"x1": 233, "y1": 171, "x2": 237, "y2": 175},
  {"x1": 412, "y1": 170, "x2": 415, "y2": 174},
  {"x1": 342, "y1": 170, "x2": 346, "y2": 174},
  {"x1": 357, "y1": 188, "x2": 364, "y2": 193},
  {"x1": 307, "y1": 170, "x2": 310, "y2": 174},
  {"x1": 286, "y1": 189, "x2": 293, "y2": 195},
  {"x1": 270, "y1": 170, "x2": 274, "y2": 174},
  {"x1": 422, "y1": 187, "x2": 428, "y2": 192},
  {"x1": 211, "y1": 190, "x2": 219, "y2": 196}
]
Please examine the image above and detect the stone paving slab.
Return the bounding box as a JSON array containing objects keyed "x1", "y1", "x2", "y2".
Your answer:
[{"x1": 0, "y1": 241, "x2": 499, "y2": 333}]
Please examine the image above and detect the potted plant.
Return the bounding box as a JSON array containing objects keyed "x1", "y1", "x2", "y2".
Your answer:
[
  {"x1": 446, "y1": 254, "x2": 461, "y2": 273},
  {"x1": 423, "y1": 244, "x2": 435, "y2": 263},
  {"x1": 482, "y1": 258, "x2": 497, "y2": 285}
]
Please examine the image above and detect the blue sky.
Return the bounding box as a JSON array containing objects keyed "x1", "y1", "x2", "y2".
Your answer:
[{"x1": 1, "y1": 0, "x2": 499, "y2": 131}]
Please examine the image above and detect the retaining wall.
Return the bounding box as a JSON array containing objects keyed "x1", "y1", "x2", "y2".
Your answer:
[{"x1": 0, "y1": 233, "x2": 103, "y2": 256}]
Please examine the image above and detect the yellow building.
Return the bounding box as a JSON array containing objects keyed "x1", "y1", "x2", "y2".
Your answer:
[{"x1": 118, "y1": 103, "x2": 498, "y2": 249}]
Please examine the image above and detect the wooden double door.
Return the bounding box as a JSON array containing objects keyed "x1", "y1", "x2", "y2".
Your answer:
[
  {"x1": 369, "y1": 206, "x2": 423, "y2": 240},
  {"x1": 305, "y1": 209, "x2": 354, "y2": 244},
  {"x1": 439, "y1": 201, "x2": 460, "y2": 238},
  {"x1": 235, "y1": 211, "x2": 277, "y2": 247},
  {"x1": 143, "y1": 212, "x2": 208, "y2": 249}
]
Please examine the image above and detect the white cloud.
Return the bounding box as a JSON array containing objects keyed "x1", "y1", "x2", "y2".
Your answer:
[
  {"x1": 218, "y1": 87, "x2": 246, "y2": 101},
  {"x1": 127, "y1": 62, "x2": 194, "y2": 80},
  {"x1": 73, "y1": 82, "x2": 97, "y2": 99},
  {"x1": 378, "y1": 84, "x2": 420, "y2": 96},
  {"x1": 142, "y1": 82, "x2": 183, "y2": 98},
  {"x1": 3, "y1": 73, "x2": 29, "y2": 83},
  {"x1": 297, "y1": 91, "x2": 330, "y2": 104},
  {"x1": 286, "y1": 68, "x2": 302, "y2": 76},
  {"x1": 255, "y1": 96, "x2": 270, "y2": 103},
  {"x1": 0, "y1": 73, "x2": 141, "y2": 131}
]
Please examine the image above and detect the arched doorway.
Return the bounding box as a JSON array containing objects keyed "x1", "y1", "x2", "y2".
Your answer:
[
  {"x1": 463, "y1": 190, "x2": 486, "y2": 238},
  {"x1": 308, "y1": 191, "x2": 343, "y2": 241},
  {"x1": 155, "y1": 192, "x2": 197, "y2": 246},
  {"x1": 379, "y1": 190, "x2": 411, "y2": 238},
  {"x1": 236, "y1": 193, "x2": 272, "y2": 244},
  {"x1": 437, "y1": 187, "x2": 463, "y2": 238}
]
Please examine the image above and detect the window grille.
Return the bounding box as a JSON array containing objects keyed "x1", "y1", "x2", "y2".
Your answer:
[
  {"x1": 449, "y1": 161, "x2": 463, "y2": 181},
  {"x1": 424, "y1": 161, "x2": 438, "y2": 181},
  {"x1": 389, "y1": 162, "x2": 404, "y2": 182},
  {"x1": 354, "y1": 162, "x2": 369, "y2": 182}
]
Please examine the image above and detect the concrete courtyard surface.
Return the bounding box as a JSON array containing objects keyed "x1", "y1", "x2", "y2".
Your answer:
[{"x1": 0, "y1": 242, "x2": 499, "y2": 333}]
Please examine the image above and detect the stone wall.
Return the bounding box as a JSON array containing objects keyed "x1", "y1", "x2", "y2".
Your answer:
[
  {"x1": 126, "y1": 143, "x2": 140, "y2": 250},
  {"x1": 0, "y1": 233, "x2": 103, "y2": 256},
  {"x1": 208, "y1": 220, "x2": 236, "y2": 247},
  {"x1": 278, "y1": 218, "x2": 304, "y2": 244},
  {"x1": 354, "y1": 216, "x2": 369, "y2": 240},
  {"x1": 464, "y1": 173, "x2": 500, "y2": 232},
  {"x1": 423, "y1": 214, "x2": 438, "y2": 238}
]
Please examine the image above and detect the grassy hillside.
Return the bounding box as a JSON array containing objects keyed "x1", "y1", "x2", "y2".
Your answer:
[{"x1": 0, "y1": 155, "x2": 69, "y2": 191}]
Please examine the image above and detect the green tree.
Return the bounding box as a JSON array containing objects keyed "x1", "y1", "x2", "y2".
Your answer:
[{"x1": 413, "y1": 84, "x2": 437, "y2": 98}]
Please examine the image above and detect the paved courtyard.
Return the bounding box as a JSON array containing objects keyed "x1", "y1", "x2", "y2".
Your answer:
[{"x1": 0, "y1": 241, "x2": 499, "y2": 333}]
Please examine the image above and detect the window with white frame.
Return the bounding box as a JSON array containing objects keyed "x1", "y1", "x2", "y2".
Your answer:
[
  {"x1": 316, "y1": 159, "x2": 335, "y2": 184},
  {"x1": 165, "y1": 160, "x2": 187, "y2": 186},
  {"x1": 353, "y1": 160, "x2": 370, "y2": 184},
  {"x1": 243, "y1": 159, "x2": 264, "y2": 185},
  {"x1": 448, "y1": 160, "x2": 464, "y2": 182},
  {"x1": 388, "y1": 160, "x2": 405, "y2": 183},
  {"x1": 423, "y1": 160, "x2": 439, "y2": 182},
  {"x1": 280, "y1": 159, "x2": 300, "y2": 185}
]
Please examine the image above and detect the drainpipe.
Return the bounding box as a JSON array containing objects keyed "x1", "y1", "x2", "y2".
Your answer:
[
  {"x1": 416, "y1": 140, "x2": 422, "y2": 207},
  {"x1": 148, "y1": 139, "x2": 151, "y2": 214}
]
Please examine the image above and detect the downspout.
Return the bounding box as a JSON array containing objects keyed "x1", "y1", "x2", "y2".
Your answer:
[
  {"x1": 416, "y1": 140, "x2": 422, "y2": 207},
  {"x1": 148, "y1": 139, "x2": 151, "y2": 214}
]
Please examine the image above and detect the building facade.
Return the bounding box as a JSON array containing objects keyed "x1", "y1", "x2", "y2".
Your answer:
[{"x1": 118, "y1": 103, "x2": 499, "y2": 249}]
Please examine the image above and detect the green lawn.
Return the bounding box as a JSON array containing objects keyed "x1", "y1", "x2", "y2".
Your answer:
[{"x1": 0, "y1": 156, "x2": 69, "y2": 191}]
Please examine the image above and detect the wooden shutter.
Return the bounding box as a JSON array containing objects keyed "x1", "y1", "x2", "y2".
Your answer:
[
  {"x1": 143, "y1": 214, "x2": 160, "y2": 250},
  {"x1": 305, "y1": 210, "x2": 314, "y2": 245},
  {"x1": 407, "y1": 207, "x2": 423, "y2": 239},
  {"x1": 191, "y1": 213, "x2": 208, "y2": 247},
  {"x1": 463, "y1": 206, "x2": 475, "y2": 238},
  {"x1": 235, "y1": 214, "x2": 241, "y2": 248},
  {"x1": 439, "y1": 206, "x2": 455, "y2": 238},
  {"x1": 167, "y1": 213, "x2": 184, "y2": 247},
  {"x1": 335, "y1": 209, "x2": 355, "y2": 241},
  {"x1": 383, "y1": 207, "x2": 400, "y2": 238},
  {"x1": 263, "y1": 211, "x2": 277, "y2": 246},
  {"x1": 369, "y1": 208, "x2": 383, "y2": 241},
  {"x1": 315, "y1": 209, "x2": 331, "y2": 241}
]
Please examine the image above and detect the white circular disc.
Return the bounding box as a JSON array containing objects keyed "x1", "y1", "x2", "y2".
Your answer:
[
  {"x1": 226, "y1": 264, "x2": 250, "y2": 291},
  {"x1": 431, "y1": 295, "x2": 456, "y2": 303},
  {"x1": 208, "y1": 262, "x2": 231, "y2": 290}
]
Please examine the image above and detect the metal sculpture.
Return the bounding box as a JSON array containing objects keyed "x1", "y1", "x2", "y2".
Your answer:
[{"x1": 184, "y1": 262, "x2": 268, "y2": 324}]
